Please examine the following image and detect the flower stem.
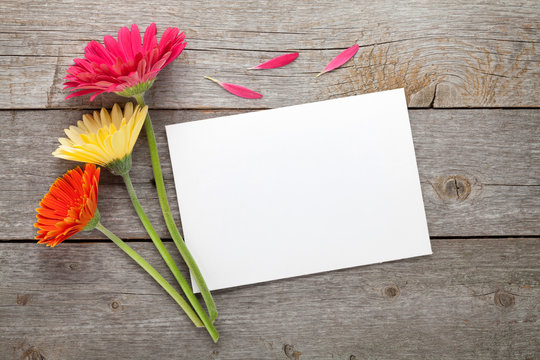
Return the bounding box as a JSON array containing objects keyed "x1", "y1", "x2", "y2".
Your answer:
[
  {"x1": 122, "y1": 172, "x2": 219, "y2": 342},
  {"x1": 134, "y1": 94, "x2": 218, "y2": 322},
  {"x1": 94, "y1": 222, "x2": 202, "y2": 327}
]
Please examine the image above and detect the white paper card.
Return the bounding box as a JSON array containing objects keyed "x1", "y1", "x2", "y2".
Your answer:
[{"x1": 166, "y1": 88, "x2": 431, "y2": 292}]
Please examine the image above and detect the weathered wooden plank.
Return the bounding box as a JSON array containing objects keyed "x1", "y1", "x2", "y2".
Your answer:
[
  {"x1": 1, "y1": 109, "x2": 538, "y2": 240},
  {"x1": 0, "y1": 238, "x2": 538, "y2": 359},
  {"x1": 0, "y1": 0, "x2": 538, "y2": 109}
]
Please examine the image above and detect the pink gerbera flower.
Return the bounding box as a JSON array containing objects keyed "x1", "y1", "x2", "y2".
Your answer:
[{"x1": 63, "y1": 23, "x2": 186, "y2": 100}]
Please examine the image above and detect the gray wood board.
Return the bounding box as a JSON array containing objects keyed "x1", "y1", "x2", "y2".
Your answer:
[
  {"x1": 1, "y1": 109, "x2": 538, "y2": 240},
  {"x1": 1, "y1": 238, "x2": 538, "y2": 360},
  {"x1": 0, "y1": 0, "x2": 539, "y2": 109}
]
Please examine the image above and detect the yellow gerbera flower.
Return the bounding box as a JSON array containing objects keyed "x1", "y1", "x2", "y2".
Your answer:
[{"x1": 53, "y1": 102, "x2": 148, "y2": 175}]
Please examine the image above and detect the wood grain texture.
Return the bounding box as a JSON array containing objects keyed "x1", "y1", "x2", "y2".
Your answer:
[
  {"x1": 0, "y1": 0, "x2": 538, "y2": 109},
  {"x1": 1, "y1": 109, "x2": 538, "y2": 240},
  {"x1": 1, "y1": 238, "x2": 538, "y2": 360},
  {"x1": 1, "y1": 1, "x2": 539, "y2": 358}
]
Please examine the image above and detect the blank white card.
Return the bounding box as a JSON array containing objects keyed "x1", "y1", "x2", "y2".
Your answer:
[{"x1": 166, "y1": 88, "x2": 431, "y2": 292}]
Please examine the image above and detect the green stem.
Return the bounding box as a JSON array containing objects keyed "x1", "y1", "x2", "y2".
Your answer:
[
  {"x1": 134, "y1": 94, "x2": 218, "y2": 322},
  {"x1": 122, "y1": 172, "x2": 219, "y2": 342},
  {"x1": 94, "y1": 222, "x2": 202, "y2": 327}
]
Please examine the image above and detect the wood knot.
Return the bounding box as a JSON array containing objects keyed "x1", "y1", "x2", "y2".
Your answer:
[
  {"x1": 494, "y1": 290, "x2": 515, "y2": 307},
  {"x1": 68, "y1": 263, "x2": 78, "y2": 270},
  {"x1": 350, "y1": 356, "x2": 357, "y2": 360},
  {"x1": 110, "y1": 300, "x2": 123, "y2": 311},
  {"x1": 384, "y1": 285, "x2": 400, "y2": 298},
  {"x1": 283, "y1": 344, "x2": 302, "y2": 360},
  {"x1": 21, "y1": 348, "x2": 45, "y2": 360},
  {"x1": 16, "y1": 294, "x2": 31, "y2": 306},
  {"x1": 433, "y1": 175, "x2": 471, "y2": 201}
]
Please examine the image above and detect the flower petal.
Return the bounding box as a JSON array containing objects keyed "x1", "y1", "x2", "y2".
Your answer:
[
  {"x1": 64, "y1": 23, "x2": 185, "y2": 100},
  {"x1": 204, "y1": 76, "x2": 262, "y2": 99},
  {"x1": 53, "y1": 102, "x2": 145, "y2": 167},
  {"x1": 34, "y1": 164, "x2": 100, "y2": 247},
  {"x1": 316, "y1": 44, "x2": 359, "y2": 77},
  {"x1": 118, "y1": 26, "x2": 134, "y2": 60},
  {"x1": 250, "y1": 53, "x2": 299, "y2": 69},
  {"x1": 130, "y1": 24, "x2": 143, "y2": 55},
  {"x1": 143, "y1": 23, "x2": 157, "y2": 52}
]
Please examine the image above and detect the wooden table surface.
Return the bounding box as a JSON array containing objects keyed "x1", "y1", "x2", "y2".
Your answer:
[{"x1": 1, "y1": 1, "x2": 539, "y2": 359}]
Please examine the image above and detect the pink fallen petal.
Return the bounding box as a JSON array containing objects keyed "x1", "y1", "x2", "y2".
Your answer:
[
  {"x1": 250, "y1": 53, "x2": 299, "y2": 69},
  {"x1": 204, "y1": 76, "x2": 262, "y2": 99},
  {"x1": 316, "y1": 44, "x2": 360, "y2": 77}
]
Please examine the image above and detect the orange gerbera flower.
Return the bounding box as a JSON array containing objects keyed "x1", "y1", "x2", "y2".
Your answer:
[{"x1": 35, "y1": 164, "x2": 100, "y2": 247}]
